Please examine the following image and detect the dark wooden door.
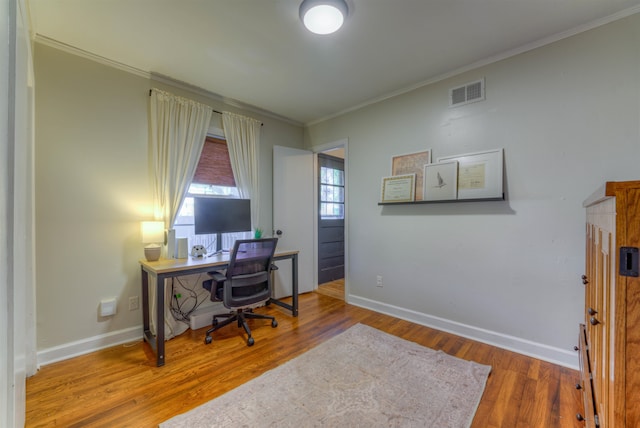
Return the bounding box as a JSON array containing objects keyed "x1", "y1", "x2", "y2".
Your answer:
[{"x1": 317, "y1": 154, "x2": 345, "y2": 284}]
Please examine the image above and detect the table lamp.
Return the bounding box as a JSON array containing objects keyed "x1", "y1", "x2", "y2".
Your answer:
[{"x1": 141, "y1": 221, "x2": 164, "y2": 261}]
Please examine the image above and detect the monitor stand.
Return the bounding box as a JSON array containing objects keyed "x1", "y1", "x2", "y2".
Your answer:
[{"x1": 212, "y1": 232, "x2": 223, "y2": 255}]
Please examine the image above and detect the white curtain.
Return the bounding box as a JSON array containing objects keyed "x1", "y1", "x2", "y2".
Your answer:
[
  {"x1": 222, "y1": 112, "x2": 262, "y2": 231},
  {"x1": 149, "y1": 88, "x2": 212, "y2": 339},
  {"x1": 150, "y1": 88, "x2": 213, "y2": 225}
]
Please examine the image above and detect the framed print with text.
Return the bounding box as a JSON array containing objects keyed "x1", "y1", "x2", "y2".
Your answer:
[
  {"x1": 423, "y1": 161, "x2": 458, "y2": 201},
  {"x1": 391, "y1": 150, "x2": 431, "y2": 200},
  {"x1": 381, "y1": 174, "x2": 416, "y2": 203},
  {"x1": 437, "y1": 148, "x2": 503, "y2": 200}
]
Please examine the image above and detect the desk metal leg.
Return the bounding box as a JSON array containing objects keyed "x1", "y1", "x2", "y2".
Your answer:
[
  {"x1": 291, "y1": 253, "x2": 298, "y2": 316},
  {"x1": 269, "y1": 253, "x2": 299, "y2": 317},
  {"x1": 155, "y1": 274, "x2": 166, "y2": 366},
  {"x1": 141, "y1": 267, "x2": 166, "y2": 367},
  {"x1": 141, "y1": 267, "x2": 150, "y2": 334}
]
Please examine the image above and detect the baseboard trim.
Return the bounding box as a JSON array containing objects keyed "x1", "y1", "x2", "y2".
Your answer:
[
  {"x1": 37, "y1": 326, "x2": 143, "y2": 368},
  {"x1": 36, "y1": 297, "x2": 579, "y2": 369},
  {"x1": 348, "y1": 295, "x2": 578, "y2": 370}
]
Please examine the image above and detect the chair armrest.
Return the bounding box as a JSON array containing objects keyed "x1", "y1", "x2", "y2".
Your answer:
[
  {"x1": 208, "y1": 271, "x2": 226, "y2": 282},
  {"x1": 203, "y1": 271, "x2": 226, "y2": 302},
  {"x1": 203, "y1": 271, "x2": 226, "y2": 294}
]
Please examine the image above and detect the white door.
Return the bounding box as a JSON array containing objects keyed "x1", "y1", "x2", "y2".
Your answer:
[{"x1": 273, "y1": 145, "x2": 314, "y2": 297}]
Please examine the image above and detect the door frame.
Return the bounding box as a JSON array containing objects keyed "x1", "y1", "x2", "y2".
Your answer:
[{"x1": 312, "y1": 139, "x2": 348, "y2": 301}]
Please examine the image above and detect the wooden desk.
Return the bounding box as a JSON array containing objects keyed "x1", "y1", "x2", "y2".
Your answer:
[{"x1": 139, "y1": 250, "x2": 299, "y2": 366}]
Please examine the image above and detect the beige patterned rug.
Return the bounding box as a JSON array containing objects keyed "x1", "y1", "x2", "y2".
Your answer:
[{"x1": 160, "y1": 323, "x2": 491, "y2": 428}]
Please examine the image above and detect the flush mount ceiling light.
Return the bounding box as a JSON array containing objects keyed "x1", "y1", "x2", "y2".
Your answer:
[{"x1": 299, "y1": 0, "x2": 349, "y2": 35}]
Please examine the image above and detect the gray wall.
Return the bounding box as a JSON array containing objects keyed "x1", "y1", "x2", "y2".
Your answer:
[
  {"x1": 34, "y1": 43, "x2": 304, "y2": 358},
  {"x1": 305, "y1": 14, "x2": 640, "y2": 367}
]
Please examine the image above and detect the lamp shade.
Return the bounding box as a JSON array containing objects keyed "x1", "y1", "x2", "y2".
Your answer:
[
  {"x1": 141, "y1": 221, "x2": 164, "y2": 244},
  {"x1": 300, "y1": 0, "x2": 348, "y2": 35}
]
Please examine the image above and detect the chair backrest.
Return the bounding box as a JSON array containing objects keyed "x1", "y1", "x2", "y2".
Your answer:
[{"x1": 223, "y1": 238, "x2": 278, "y2": 309}]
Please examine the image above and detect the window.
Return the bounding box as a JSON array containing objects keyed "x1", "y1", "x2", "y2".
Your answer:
[
  {"x1": 319, "y1": 158, "x2": 345, "y2": 220},
  {"x1": 173, "y1": 137, "x2": 250, "y2": 253}
]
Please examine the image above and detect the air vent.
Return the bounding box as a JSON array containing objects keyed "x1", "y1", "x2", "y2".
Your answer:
[{"x1": 449, "y1": 78, "x2": 485, "y2": 107}]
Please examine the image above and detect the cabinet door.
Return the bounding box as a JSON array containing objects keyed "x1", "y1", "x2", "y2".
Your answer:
[
  {"x1": 578, "y1": 325, "x2": 597, "y2": 428},
  {"x1": 586, "y1": 196, "x2": 616, "y2": 428}
]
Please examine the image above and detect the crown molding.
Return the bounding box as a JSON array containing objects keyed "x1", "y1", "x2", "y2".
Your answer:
[
  {"x1": 307, "y1": 5, "x2": 640, "y2": 126},
  {"x1": 35, "y1": 34, "x2": 150, "y2": 78},
  {"x1": 149, "y1": 72, "x2": 302, "y2": 127},
  {"x1": 34, "y1": 34, "x2": 303, "y2": 127}
]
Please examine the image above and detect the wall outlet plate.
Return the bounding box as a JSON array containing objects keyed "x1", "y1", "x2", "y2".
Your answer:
[
  {"x1": 100, "y1": 298, "x2": 117, "y2": 317},
  {"x1": 128, "y1": 296, "x2": 139, "y2": 311}
]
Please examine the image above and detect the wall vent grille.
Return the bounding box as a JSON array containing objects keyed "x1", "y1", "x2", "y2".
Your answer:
[{"x1": 449, "y1": 78, "x2": 485, "y2": 107}]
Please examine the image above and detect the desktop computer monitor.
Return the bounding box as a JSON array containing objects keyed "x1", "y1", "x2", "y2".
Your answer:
[{"x1": 194, "y1": 197, "x2": 252, "y2": 253}]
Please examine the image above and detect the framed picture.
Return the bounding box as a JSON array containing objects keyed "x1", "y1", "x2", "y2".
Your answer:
[
  {"x1": 437, "y1": 148, "x2": 504, "y2": 200},
  {"x1": 423, "y1": 161, "x2": 458, "y2": 201},
  {"x1": 391, "y1": 150, "x2": 431, "y2": 200},
  {"x1": 381, "y1": 174, "x2": 416, "y2": 203}
]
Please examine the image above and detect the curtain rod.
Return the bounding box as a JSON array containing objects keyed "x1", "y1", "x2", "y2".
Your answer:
[{"x1": 149, "y1": 89, "x2": 262, "y2": 126}]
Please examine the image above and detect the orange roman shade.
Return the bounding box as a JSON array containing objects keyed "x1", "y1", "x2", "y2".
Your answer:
[{"x1": 192, "y1": 137, "x2": 236, "y2": 187}]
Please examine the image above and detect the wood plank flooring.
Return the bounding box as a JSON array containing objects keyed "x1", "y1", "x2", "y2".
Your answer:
[
  {"x1": 25, "y1": 292, "x2": 584, "y2": 427},
  {"x1": 315, "y1": 278, "x2": 345, "y2": 300}
]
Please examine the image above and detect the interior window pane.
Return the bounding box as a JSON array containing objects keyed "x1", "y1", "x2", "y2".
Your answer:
[
  {"x1": 331, "y1": 187, "x2": 338, "y2": 202},
  {"x1": 319, "y1": 161, "x2": 344, "y2": 219}
]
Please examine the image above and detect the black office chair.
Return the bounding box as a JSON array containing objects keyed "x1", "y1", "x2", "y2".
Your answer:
[{"x1": 203, "y1": 238, "x2": 278, "y2": 346}]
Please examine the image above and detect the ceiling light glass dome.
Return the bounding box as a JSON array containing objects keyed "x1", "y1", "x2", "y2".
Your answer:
[{"x1": 299, "y1": 0, "x2": 349, "y2": 35}]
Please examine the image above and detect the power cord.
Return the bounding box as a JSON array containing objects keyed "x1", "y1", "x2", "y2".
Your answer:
[{"x1": 169, "y1": 275, "x2": 207, "y2": 324}]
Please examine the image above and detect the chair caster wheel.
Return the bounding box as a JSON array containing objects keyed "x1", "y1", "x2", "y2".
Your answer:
[
  {"x1": 205, "y1": 336, "x2": 212, "y2": 345},
  {"x1": 247, "y1": 337, "x2": 255, "y2": 347},
  {"x1": 272, "y1": 319, "x2": 278, "y2": 328}
]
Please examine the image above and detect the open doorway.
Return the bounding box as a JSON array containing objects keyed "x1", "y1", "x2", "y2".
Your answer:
[{"x1": 316, "y1": 147, "x2": 345, "y2": 300}]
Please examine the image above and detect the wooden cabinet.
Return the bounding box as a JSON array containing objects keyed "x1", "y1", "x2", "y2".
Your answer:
[{"x1": 578, "y1": 181, "x2": 640, "y2": 427}]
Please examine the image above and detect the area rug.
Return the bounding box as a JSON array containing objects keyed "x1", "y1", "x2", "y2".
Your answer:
[{"x1": 160, "y1": 323, "x2": 491, "y2": 428}]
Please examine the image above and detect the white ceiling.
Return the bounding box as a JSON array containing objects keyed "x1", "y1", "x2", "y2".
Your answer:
[{"x1": 29, "y1": 0, "x2": 640, "y2": 125}]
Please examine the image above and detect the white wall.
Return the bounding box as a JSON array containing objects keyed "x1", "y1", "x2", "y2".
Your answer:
[
  {"x1": 33, "y1": 43, "x2": 304, "y2": 363},
  {"x1": 1, "y1": 0, "x2": 12, "y2": 421},
  {"x1": 306, "y1": 14, "x2": 640, "y2": 367},
  {"x1": 2, "y1": 0, "x2": 36, "y2": 425}
]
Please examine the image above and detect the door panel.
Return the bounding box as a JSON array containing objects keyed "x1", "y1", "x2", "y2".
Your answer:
[
  {"x1": 318, "y1": 154, "x2": 345, "y2": 284},
  {"x1": 272, "y1": 145, "x2": 314, "y2": 297}
]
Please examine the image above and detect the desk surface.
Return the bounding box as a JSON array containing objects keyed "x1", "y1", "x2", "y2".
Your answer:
[{"x1": 139, "y1": 249, "x2": 299, "y2": 275}]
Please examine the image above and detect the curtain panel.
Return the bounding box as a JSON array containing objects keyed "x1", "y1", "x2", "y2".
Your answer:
[
  {"x1": 149, "y1": 88, "x2": 212, "y2": 226},
  {"x1": 148, "y1": 88, "x2": 212, "y2": 339},
  {"x1": 222, "y1": 112, "x2": 262, "y2": 231}
]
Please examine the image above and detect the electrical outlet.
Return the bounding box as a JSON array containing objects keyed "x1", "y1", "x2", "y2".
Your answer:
[
  {"x1": 376, "y1": 275, "x2": 383, "y2": 287},
  {"x1": 128, "y1": 296, "x2": 139, "y2": 311}
]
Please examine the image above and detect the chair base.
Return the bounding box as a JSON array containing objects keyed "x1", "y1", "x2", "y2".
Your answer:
[{"x1": 204, "y1": 309, "x2": 277, "y2": 346}]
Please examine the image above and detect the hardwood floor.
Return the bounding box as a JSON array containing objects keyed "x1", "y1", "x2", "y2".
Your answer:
[
  {"x1": 25, "y1": 292, "x2": 583, "y2": 427},
  {"x1": 315, "y1": 278, "x2": 344, "y2": 300}
]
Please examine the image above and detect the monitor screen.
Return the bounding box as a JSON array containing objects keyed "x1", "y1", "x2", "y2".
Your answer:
[{"x1": 194, "y1": 197, "x2": 251, "y2": 235}]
